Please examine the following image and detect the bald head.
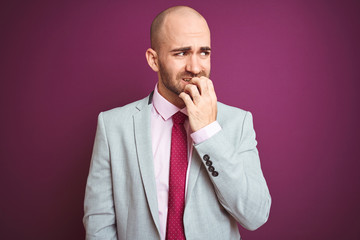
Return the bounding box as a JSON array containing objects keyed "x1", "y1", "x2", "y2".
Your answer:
[{"x1": 150, "y1": 6, "x2": 209, "y2": 51}]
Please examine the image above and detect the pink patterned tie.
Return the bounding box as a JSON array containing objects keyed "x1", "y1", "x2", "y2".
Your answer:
[{"x1": 166, "y1": 111, "x2": 188, "y2": 240}]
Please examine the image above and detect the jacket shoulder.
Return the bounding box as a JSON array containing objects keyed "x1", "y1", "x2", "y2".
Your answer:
[
  {"x1": 100, "y1": 95, "x2": 150, "y2": 121},
  {"x1": 217, "y1": 101, "x2": 249, "y2": 121}
]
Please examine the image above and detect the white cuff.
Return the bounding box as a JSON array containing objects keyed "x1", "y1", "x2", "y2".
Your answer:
[{"x1": 190, "y1": 121, "x2": 222, "y2": 144}]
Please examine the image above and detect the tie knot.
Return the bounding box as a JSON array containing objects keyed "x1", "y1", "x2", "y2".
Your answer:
[{"x1": 172, "y1": 111, "x2": 187, "y2": 124}]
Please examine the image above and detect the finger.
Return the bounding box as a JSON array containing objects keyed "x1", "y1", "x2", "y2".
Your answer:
[
  {"x1": 179, "y1": 92, "x2": 195, "y2": 108},
  {"x1": 206, "y1": 78, "x2": 215, "y2": 92},
  {"x1": 206, "y1": 79, "x2": 217, "y2": 100},
  {"x1": 190, "y1": 77, "x2": 209, "y2": 95},
  {"x1": 184, "y1": 84, "x2": 201, "y2": 103}
]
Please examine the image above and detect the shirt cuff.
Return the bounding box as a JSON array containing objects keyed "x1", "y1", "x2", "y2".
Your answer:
[{"x1": 190, "y1": 121, "x2": 222, "y2": 144}]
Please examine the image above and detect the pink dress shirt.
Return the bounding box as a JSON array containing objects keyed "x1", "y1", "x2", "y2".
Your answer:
[{"x1": 150, "y1": 85, "x2": 221, "y2": 240}]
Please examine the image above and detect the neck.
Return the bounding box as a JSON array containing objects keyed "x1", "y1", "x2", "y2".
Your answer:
[{"x1": 157, "y1": 82, "x2": 186, "y2": 109}]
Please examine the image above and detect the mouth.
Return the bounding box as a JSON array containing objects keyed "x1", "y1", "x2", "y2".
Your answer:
[{"x1": 182, "y1": 77, "x2": 192, "y2": 82}]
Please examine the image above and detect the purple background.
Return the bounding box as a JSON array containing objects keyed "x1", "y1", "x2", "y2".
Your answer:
[{"x1": 1, "y1": 0, "x2": 360, "y2": 239}]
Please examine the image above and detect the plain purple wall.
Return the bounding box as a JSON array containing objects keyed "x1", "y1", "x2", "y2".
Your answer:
[{"x1": 1, "y1": 0, "x2": 359, "y2": 239}]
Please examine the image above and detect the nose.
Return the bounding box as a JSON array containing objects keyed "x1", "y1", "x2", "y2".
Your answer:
[{"x1": 185, "y1": 54, "x2": 202, "y2": 75}]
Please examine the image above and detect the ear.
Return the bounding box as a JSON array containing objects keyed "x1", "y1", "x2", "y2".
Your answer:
[{"x1": 145, "y1": 48, "x2": 159, "y2": 72}]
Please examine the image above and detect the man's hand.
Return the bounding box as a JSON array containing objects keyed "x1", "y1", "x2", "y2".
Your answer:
[{"x1": 179, "y1": 76, "x2": 217, "y2": 132}]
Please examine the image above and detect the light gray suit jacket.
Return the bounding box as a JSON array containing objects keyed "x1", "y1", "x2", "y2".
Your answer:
[{"x1": 83, "y1": 93, "x2": 271, "y2": 240}]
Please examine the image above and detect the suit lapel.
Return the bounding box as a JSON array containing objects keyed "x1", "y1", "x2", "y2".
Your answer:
[{"x1": 133, "y1": 93, "x2": 161, "y2": 235}]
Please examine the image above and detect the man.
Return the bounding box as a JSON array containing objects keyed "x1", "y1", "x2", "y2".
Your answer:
[{"x1": 83, "y1": 6, "x2": 271, "y2": 240}]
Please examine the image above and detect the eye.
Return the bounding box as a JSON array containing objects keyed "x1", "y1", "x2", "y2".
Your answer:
[
  {"x1": 175, "y1": 52, "x2": 186, "y2": 56},
  {"x1": 200, "y1": 51, "x2": 210, "y2": 56}
]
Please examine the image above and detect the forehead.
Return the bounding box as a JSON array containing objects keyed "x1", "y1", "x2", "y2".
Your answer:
[{"x1": 160, "y1": 13, "x2": 210, "y2": 49}]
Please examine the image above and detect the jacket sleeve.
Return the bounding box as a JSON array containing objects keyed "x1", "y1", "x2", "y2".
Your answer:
[
  {"x1": 193, "y1": 111, "x2": 271, "y2": 230},
  {"x1": 83, "y1": 112, "x2": 117, "y2": 240}
]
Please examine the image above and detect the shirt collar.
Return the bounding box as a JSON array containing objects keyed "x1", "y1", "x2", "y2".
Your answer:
[{"x1": 152, "y1": 84, "x2": 188, "y2": 121}]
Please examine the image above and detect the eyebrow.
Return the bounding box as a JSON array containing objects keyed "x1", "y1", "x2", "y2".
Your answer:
[
  {"x1": 200, "y1": 47, "x2": 211, "y2": 51},
  {"x1": 170, "y1": 46, "x2": 211, "y2": 52}
]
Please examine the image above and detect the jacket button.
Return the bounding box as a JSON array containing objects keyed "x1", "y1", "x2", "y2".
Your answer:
[
  {"x1": 203, "y1": 154, "x2": 210, "y2": 161},
  {"x1": 212, "y1": 171, "x2": 219, "y2": 177},
  {"x1": 205, "y1": 160, "x2": 212, "y2": 166},
  {"x1": 208, "y1": 166, "x2": 214, "y2": 172}
]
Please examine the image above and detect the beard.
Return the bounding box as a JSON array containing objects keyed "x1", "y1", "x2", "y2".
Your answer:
[{"x1": 158, "y1": 60, "x2": 210, "y2": 95}]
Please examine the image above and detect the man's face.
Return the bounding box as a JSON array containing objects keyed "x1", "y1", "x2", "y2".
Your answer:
[{"x1": 156, "y1": 13, "x2": 211, "y2": 100}]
